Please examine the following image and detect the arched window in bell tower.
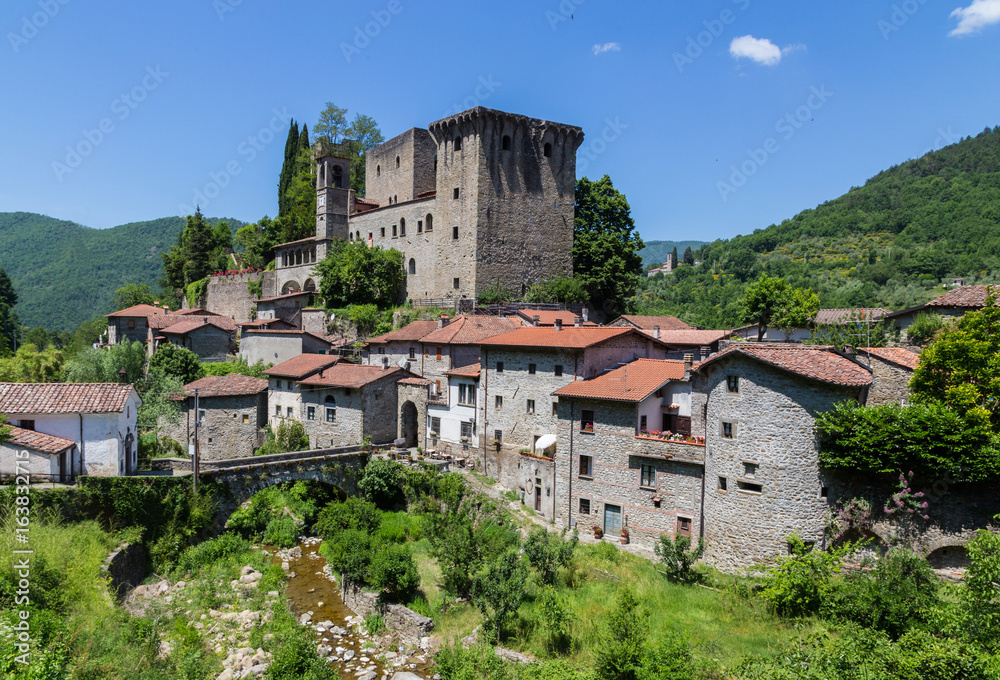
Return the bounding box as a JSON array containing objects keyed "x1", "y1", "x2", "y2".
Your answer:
[{"x1": 333, "y1": 165, "x2": 343, "y2": 189}]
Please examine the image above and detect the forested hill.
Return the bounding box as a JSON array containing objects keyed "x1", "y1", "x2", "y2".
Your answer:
[
  {"x1": 637, "y1": 125, "x2": 1000, "y2": 328},
  {"x1": 0, "y1": 212, "x2": 245, "y2": 330},
  {"x1": 638, "y1": 240, "x2": 706, "y2": 269}
]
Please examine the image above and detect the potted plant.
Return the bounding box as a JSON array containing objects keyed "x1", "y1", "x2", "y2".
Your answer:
[
  {"x1": 620, "y1": 528, "x2": 630, "y2": 545},
  {"x1": 593, "y1": 525, "x2": 604, "y2": 539},
  {"x1": 493, "y1": 438, "x2": 501, "y2": 448}
]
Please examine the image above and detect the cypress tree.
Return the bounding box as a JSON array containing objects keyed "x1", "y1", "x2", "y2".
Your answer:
[
  {"x1": 183, "y1": 208, "x2": 214, "y2": 284},
  {"x1": 683, "y1": 246, "x2": 694, "y2": 265},
  {"x1": 278, "y1": 121, "x2": 299, "y2": 217},
  {"x1": 299, "y1": 124, "x2": 310, "y2": 152},
  {"x1": 671, "y1": 246, "x2": 678, "y2": 267}
]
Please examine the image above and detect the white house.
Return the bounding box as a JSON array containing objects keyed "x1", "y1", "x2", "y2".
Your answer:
[
  {"x1": 0, "y1": 383, "x2": 142, "y2": 479},
  {"x1": 426, "y1": 363, "x2": 480, "y2": 457}
]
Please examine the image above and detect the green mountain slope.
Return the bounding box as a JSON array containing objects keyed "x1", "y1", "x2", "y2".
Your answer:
[
  {"x1": 638, "y1": 240, "x2": 706, "y2": 269},
  {"x1": 0, "y1": 213, "x2": 246, "y2": 330},
  {"x1": 638, "y1": 125, "x2": 1000, "y2": 328}
]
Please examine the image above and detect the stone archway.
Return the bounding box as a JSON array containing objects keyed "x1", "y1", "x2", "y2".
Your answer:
[
  {"x1": 282, "y1": 280, "x2": 301, "y2": 294},
  {"x1": 303, "y1": 278, "x2": 317, "y2": 292},
  {"x1": 400, "y1": 401, "x2": 418, "y2": 448}
]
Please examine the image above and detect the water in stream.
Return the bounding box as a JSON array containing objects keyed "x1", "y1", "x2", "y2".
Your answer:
[{"x1": 268, "y1": 537, "x2": 433, "y2": 680}]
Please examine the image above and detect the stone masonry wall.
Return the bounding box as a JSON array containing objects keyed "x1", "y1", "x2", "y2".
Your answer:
[
  {"x1": 864, "y1": 355, "x2": 913, "y2": 406},
  {"x1": 159, "y1": 393, "x2": 266, "y2": 461},
  {"x1": 697, "y1": 355, "x2": 863, "y2": 572},
  {"x1": 341, "y1": 581, "x2": 433, "y2": 645},
  {"x1": 101, "y1": 541, "x2": 146, "y2": 601},
  {"x1": 205, "y1": 272, "x2": 264, "y2": 323},
  {"x1": 397, "y1": 383, "x2": 428, "y2": 447},
  {"x1": 554, "y1": 398, "x2": 704, "y2": 547}
]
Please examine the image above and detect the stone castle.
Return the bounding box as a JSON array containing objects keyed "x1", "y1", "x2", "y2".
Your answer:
[{"x1": 274, "y1": 107, "x2": 584, "y2": 302}]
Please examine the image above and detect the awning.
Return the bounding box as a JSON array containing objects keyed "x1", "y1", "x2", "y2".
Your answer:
[{"x1": 534, "y1": 434, "x2": 557, "y2": 452}]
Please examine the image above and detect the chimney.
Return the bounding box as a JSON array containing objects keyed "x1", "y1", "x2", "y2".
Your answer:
[
  {"x1": 582, "y1": 307, "x2": 589, "y2": 322},
  {"x1": 653, "y1": 325, "x2": 661, "y2": 340},
  {"x1": 438, "y1": 314, "x2": 449, "y2": 329},
  {"x1": 843, "y1": 345, "x2": 856, "y2": 357},
  {"x1": 532, "y1": 315, "x2": 540, "y2": 327},
  {"x1": 683, "y1": 353, "x2": 693, "y2": 378},
  {"x1": 574, "y1": 316, "x2": 582, "y2": 328},
  {"x1": 554, "y1": 318, "x2": 563, "y2": 331},
  {"x1": 163, "y1": 305, "x2": 169, "y2": 314}
]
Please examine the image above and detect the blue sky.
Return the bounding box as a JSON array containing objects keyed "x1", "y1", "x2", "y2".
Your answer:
[{"x1": 1, "y1": 0, "x2": 998, "y2": 244}]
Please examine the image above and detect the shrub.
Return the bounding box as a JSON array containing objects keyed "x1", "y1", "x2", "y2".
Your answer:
[
  {"x1": 263, "y1": 517, "x2": 299, "y2": 548},
  {"x1": 314, "y1": 498, "x2": 381, "y2": 540},
  {"x1": 364, "y1": 613, "x2": 386, "y2": 636},
  {"x1": 358, "y1": 458, "x2": 406, "y2": 509},
  {"x1": 175, "y1": 532, "x2": 251, "y2": 574},
  {"x1": 758, "y1": 534, "x2": 863, "y2": 618},
  {"x1": 149, "y1": 342, "x2": 205, "y2": 385},
  {"x1": 538, "y1": 586, "x2": 574, "y2": 654},
  {"x1": 907, "y1": 311, "x2": 944, "y2": 345},
  {"x1": 368, "y1": 543, "x2": 419, "y2": 600},
  {"x1": 594, "y1": 587, "x2": 649, "y2": 680},
  {"x1": 265, "y1": 629, "x2": 334, "y2": 680},
  {"x1": 348, "y1": 304, "x2": 380, "y2": 335},
  {"x1": 523, "y1": 528, "x2": 578, "y2": 585},
  {"x1": 227, "y1": 497, "x2": 272, "y2": 539},
  {"x1": 961, "y1": 527, "x2": 1000, "y2": 652},
  {"x1": 471, "y1": 550, "x2": 528, "y2": 642},
  {"x1": 322, "y1": 529, "x2": 377, "y2": 584},
  {"x1": 653, "y1": 534, "x2": 705, "y2": 584},
  {"x1": 638, "y1": 631, "x2": 696, "y2": 680}
]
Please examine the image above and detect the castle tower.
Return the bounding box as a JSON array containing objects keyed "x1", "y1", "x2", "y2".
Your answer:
[{"x1": 316, "y1": 152, "x2": 350, "y2": 240}]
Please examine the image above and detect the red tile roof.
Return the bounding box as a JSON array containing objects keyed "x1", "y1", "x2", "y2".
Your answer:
[
  {"x1": 514, "y1": 309, "x2": 598, "y2": 327},
  {"x1": 419, "y1": 315, "x2": 522, "y2": 345},
  {"x1": 106, "y1": 304, "x2": 170, "y2": 318},
  {"x1": 366, "y1": 319, "x2": 440, "y2": 344},
  {"x1": 264, "y1": 355, "x2": 340, "y2": 379},
  {"x1": 613, "y1": 315, "x2": 693, "y2": 331},
  {"x1": 479, "y1": 326, "x2": 662, "y2": 350},
  {"x1": 298, "y1": 364, "x2": 405, "y2": 389},
  {"x1": 160, "y1": 318, "x2": 235, "y2": 336},
  {"x1": 355, "y1": 196, "x2": 379, "y2": 206},
  {"x1": 641, "y1": 329, "x2": 733, "y2": 346},
  {"x1": 554, "y1": 359, "x2": 686, "y2": 402},
  {"x1": 148, "y1": 314, "x2": 237, "y2": 331},
  {"x1": 6, "y1": 426, "x2": 75, "y2": 454},
  {"x1": 236, "y1": 319, "x2": 297, "y2": 330},
  {"x1": 926, "y1": 285, "x2": 1000, "y2": 308},
  {"x1": 399, "y1": 377, "x2": 433, "y2": 386},
  {"x1": 0, "y1": 383, "x2": 137, "y2": 414},
  {"x1": 174, "y1": 308, "x2": 222, "y2": 316},
  {"x1": 446, "y1": 363, "x2": 481, "y2": 378},
  {"x1": 695, "y1": 344, "x2": 872, "y2": 387},
  {"x1": 862, "y1": 347, "x2": 920, "y2": 371},
  {"x1": 814, "y1": 308, "x2": 891, "y2": 325},
  {"x1": 181, "y1": 374, "x2": 268, "y2": 398}
]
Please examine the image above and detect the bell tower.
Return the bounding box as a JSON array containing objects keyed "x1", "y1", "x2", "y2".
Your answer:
[{"x1": 316, "y1": 152, "x2": 350, "y2": 240}]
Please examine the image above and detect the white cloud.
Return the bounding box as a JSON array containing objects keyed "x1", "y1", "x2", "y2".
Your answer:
[
  {"x1": 949, "y1": 0, "x2": 1000, "y2": 35},
  {"x1": 781, "y1": 43, "x2": 807, "y2": 56},
  {"x1": 592, "y1": 42, "x2": 621, "y2": 56},
  {"x1": 729, "y1": 35, "x2": 784, "y2": 66}
]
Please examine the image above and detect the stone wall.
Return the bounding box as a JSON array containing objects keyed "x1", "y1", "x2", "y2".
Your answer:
[
  {"x1": 864, "y1": 354, "x2": 913, "y2": 405},
  {"x1": 341, "y1": 580, "x2": 433, "y2": 644},
  {"x1": 101, "y1": 541, "x2": 145, "y2": 601},
  {"x1": 296, "y1": 376, "x2": 402, "y2": 449},
  {"x1": 696, "y1": 354, "x2": 864, "y2": 572},
  {"x1": 160, "y1": 392, "x2": 266, "y2": 461},
  {"x1": 364, "y1": 128, "x2": 436, "y2": 205},
  {"x1": 205, "y1": 272, "x2": 264, "y2": 324},
  {"x1": 554, "y1": 398, "x2": 704, "y2": 547}
]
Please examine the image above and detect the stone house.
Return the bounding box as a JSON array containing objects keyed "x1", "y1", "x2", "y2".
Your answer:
[
  {"x1": 607, "y1": 315, "x2": 692, "y2": 331},
  {"x1": 158, "y1": 373, "x2": 269, "y2": 461},
  {"x1": 476, "y1": 327, "x2": 670, "y2": 484},
  {"x1": 274, "y1": 106, "x2": 584, "y2": 301},
  {"x1": 412, "y1": 314, "x2": 522, "y2": 389},
  {"x1": 106, "y1": 304, "x2": 172, "y2": 345},
  {"x1": 0, "y1": 383, "x2": 141, "y2": 478},
  {"x1": 887, "y1": 285, "x2": 1000, "y2": 337},
  {"x1": 364, "y1": 319, "x2": 440, "y2": 376},
  {"x1": 264, "y1": 354, "x2": 341, "y2": 424},
  {"x1": 552, "y1": 358, "x2": 703, "y2": 536},
  {"x1": 106, "y1": 304, "x2": 238, "y2": 359},
  {"x1": 239, "y1": 329, "x2": 334, "y2": 366},
  {"x1": 0, "y1": 426, "x2": 78, "y2": 483},
  {"x1": 156, "y1": 318, "x2": 236, "y2": 362},
  {"x1": 693, "y1": 344, "x2": 872, "y2": 572},
  {"x1": 856, "y1": 346, "x2": 919, "y2": 405}
]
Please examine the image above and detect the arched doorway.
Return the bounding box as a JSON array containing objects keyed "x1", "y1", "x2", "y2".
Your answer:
[
  {"x1": 303, "y1": 278, "x2": 317, "y2": 292},
  {"x1": 400, "y1": 401, "x2": 418, "y2": 448},
  {"x1": 124, "y1": 433, "x2": 134, "y2": 476},
  {"x1": 282, "y1": 280, "x2": 300, "y2": 294}
]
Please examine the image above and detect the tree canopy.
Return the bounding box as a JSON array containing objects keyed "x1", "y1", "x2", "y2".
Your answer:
[
  {"x1": 161, "y1": 209, "x2": 232, "y2": 302},
  {"x1": 315, "y1": 240, "x2": 404, "y2": 309},
  {"x1": 113, "y1": 283, "x2": 156, "y2": 310},
  {"x1": 737, "y1": 275, "x2": 819, "y2": 340},
  {"x1": 149, "y1": 343, "x2": 205, "y2": 385}
]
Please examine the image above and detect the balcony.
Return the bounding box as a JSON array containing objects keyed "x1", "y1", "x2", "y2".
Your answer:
[
  {"x1": 635, "y1": 430, "x2": 705, "y2": 447},
  {"x1": 427, "y1": 393, "x2": 448, "y2": 406}
]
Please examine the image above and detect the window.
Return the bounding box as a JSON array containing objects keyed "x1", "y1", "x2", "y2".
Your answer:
[
  {"x1": 325, "y1": 407, "x2": 336, "y2": 422},
  {"x1": 307, "y1": 406, "x2": 316, "y2": 421},
  {"x1": 579, "y1": 455, "x2": 593, "y2": 477},
  {"x1": 543, "y1": 142, "x2": 552, "y2": 157},
  {"x1": 425, "y1": 213, "x2": 433, "y2": 231},
  {"x1": 495, "y1": 395, "x2": 503, "y2": 409},
  {"x1": 718, "y1": 476, "x2": 728, "y2": 491},
  {"x1": 286, "y1": 407, "x2": 293, "y2": 418},
  {"x1": 640, "y1": 463, "x2": 656, "y2": 489},
  {"x1": 275, "y1": 379, "x2": 282, "y2": 389},
  {"x1": 727, "y1": 375, "x2": 739, "y2": 393},
  {"x1": 436, "y1": 346, "x2": 442, "y2": 360},
  {"x1": 380, "y1": 227, "x2": 385, "y2": 237},
  {"x1": 395, "y1": 155, "x2": 400, "y2": 168},
  {"x1": 526, "y1": 399, "x2": 535, "y2": 414},
  {"x1": 743, "y1": 462, "x2": 758, "y2": 478},
  {"x1": 453, "y1": 278, "x2": 460, "y2": 289},
  {"x1": 408, "y1": 258, "x2": 416, "y2": 275},
  {"x1": 461, "y1": 421, "x2": 473, "y2": 440},
  {"x1": 378, "y1": 347, "x2": 385, "y2": 354},
  {"x1": 199, "y1": 410, "x2": 206, "y2": 421},
  {"x1": 528, "y1": 363, "x2": 536, "y2": 375},
  {"x1": 552, "y1": 402, "x2": 558, "y2": 416},
  {"x1": 434, "y1": 380, "x2": 442, "y2": 395},
  {"x1": 496, "y1": 361, "x2": 504, "y2": 373},
  {"x1": 494, "y1": 430, "x2": 502, "y2": 444},
  {"x1": 242, "y1": 414, "x2": 250, "y2": 424},
  {"x1": 400, "y1": 218, "x2": 406, "y2": 236},
  {"x1": 502, "y1": 135, "x2": 511, "y2": 150},
  {"x1": 459, "y1": 383, "x2": 476, "y2": 405},
  {"x1": 581, "y1": 409, "x2": 595, "y2": 433},
  {"x1": 409, "y1": 347, "x2": 416, "y2": 359},
  {"x1": 127, "y1": 319, "x2": 135, "y2": 329},
  {"x1": 417, "y1": 220, "x2": 423, "y2": 233},
  {"x1": 820, "y1": 486, "x2": 829, "y2": 499},
  {"x1": 452, "y1": 226, "x2": 459, "y2": 239},
  {"x1": 579, "y1": 498, "x2": 591, "y2": 515},
  {"x1": 454, "y1": 137, "x2": 462, "y2": 151},
  {"x1": 677, "y1": 517, "x2": 692, "y2": 538},
  {"x1": 453, "y1": 187, "x2": 460, "y2": 199},
  {"x1": 721, "y1": 420, "x2": 735, "y2": 439},
  {"x1": 554, "y1": 365, "x2": 563, "y2": 377},
  {"x1": 332, "y1": 165, "x2": 343, "y2": 188},
  {"x1": 392, "y1": 224, "x2": 397, "y2": 237},
  {"x1": 19, "y1": 420, "x2": 34, "y2": 431},
  {"x1": 376, "y1": 164, "x2": 380, "y2": 177},
  {"x1": 382, "y1": 357, "x2": 390, "y2": 369},
  {"x1": 640, "y1": 415, "x2": 647, "y2": 431},
  {"x1": 430, "y1": 417, "x2": 441, "y2": 435},
  {"x1": 738, "y1": 480, "x2": 763, "y2": 493},
  {"x1": 275, "y1": 405, "x2": 280, "y2": 416}
]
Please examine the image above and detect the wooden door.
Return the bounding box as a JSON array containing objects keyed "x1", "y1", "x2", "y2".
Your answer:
[{"x1": 534, "y1": 478, "x2": 542, "y2": 511}]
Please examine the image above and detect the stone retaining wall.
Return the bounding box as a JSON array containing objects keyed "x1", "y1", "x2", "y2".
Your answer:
[
  {"x1": 101, "y1": 542, "x2": 145, "y2": 601},
  {"x1": 340, "y1": 580, "x2": 433, "y2": 644}
]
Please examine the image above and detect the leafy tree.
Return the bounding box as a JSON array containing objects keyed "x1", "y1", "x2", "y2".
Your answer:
[
  {"x1": 653, "y1": 533, "x2": 705, "y2": 583},
  {"x1": 315, "y1": 498, "x2": 382, "y2": 539},
  {"x1": 200, "y1": 357, "x2": 270, "y2": 378},
  {"x1": 316, "y1": 240, "x2": 405, "y2": 309},
  {"x1": 314, "y1": 102, "x2": 348, "y2": 146},
  {"x1": 234, "y1": 216, "x2": 279, "y2": 270},
  {"x1": 113, "y1": 283, "x2": 156, "y2": 310},
  {"x1": 343, "y1": 113, "x2": 385, "y2": 196},
  {"x1": 906, "y1": 311, "x2": 944, "y2": 345},
  {"x1": 738, "y1": 275, "x2": 817, "y2": 341},
  {"x1": 0, "y1": 268, "x2": 16, "y2": 309},
  {"x1": 726, "y1": 247, "x2": 758, "y2": 282},
  {"x1": 758, "y1": 534, "x2": 863, "y2": 618},
  {"x1": 773, "y1": 286, "x2": 820, "y2": 340},
  {"x1": 274, "y1": 146, "x2": 318, "y2": 244},
  {"x1": 358, "y1": 458, "x2": 406, "y2": 508},
  {"x1": 961, "y1": 526, "x2": 1000, "y2": 652},
  {"x1": 471, "y1": 549, "x2": 528, "y2": 642},
  {"x1": 573, "y1": 175, "x2": 644, "y2": 319},
  {"x1": 149, "y1": 343, "x2": 205, "y2": 385},
  {"x1": 682, "y1": 246, "x2": 694, "y2": 266},
  {"x1": 161, "y1": 209, "x2": 231, "y2": 300},
  {"x1": 183, "y1": 209, "x2": 216, "y2": 284},
  {"x1": 538, "y1": 586, "x2": 575, "y2": 654},
  {"x1": 476, "y1": 282, "x2": 514, "y2": 306},
  {"x1": 808, "y1": 312, "x2": 897, "y2": 348},
  {"x1": 347, "y1": 304, "x2": 380, "y2": 336},
  {"x1": 523, "y1": 528, "x2": 577, "y2": 585},
  {"x1": 670, "y1": 246, "x2": 678, "y2": 268},
  {"x1": 0, "y1": 344, "x2": 64, "y2": 383},
  {"x1": 275, "y1": 420, "x2": 310, "y2": 452},
  {"x1": 137, "y1": 367, "x2": 184, "y2": 432},
  {"x1": 368, "y1": 543, "x2": 420, "y2": 600},
  {"x1": 65, "y1": 339, "x2": 147, "y2": 384},
  {"x1": 594, "y1": 587, "x2": 649, "y2": 680},
  {"x1": 523, "y1": 275, "x2": 589, "y2": 304},
  {"x1": 0, "y1": 267, "x2": 19, "y2": 357}
]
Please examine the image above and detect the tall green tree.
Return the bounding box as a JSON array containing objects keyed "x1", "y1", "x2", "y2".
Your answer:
[
  {"x1": 161, "y1": 209, "x2": 232, "y2": 301},
  {"x1": 682, "y1": 246, "x2": 694, "y2": 265},
  {"x1": 278, "y1": 120, "x2": 299, "y2": 218},
  {"x1": 113, "y1": 283, "x2": 156, "y2": 310},
  {"x1": 738, "y1": 275, "x2": 817, "y2": 341},
  {"x1": 314, "y1": 103, "x2": 348, "y2": 146},
  {"x1": 149, "y1": 343, "x2": 205, "y2": 385},
  {"x1": 234, "y1": 217, "x2": 279, "y2": 270},
  {"x1": 315, "y1": 240, "x2": 405, "y2": 309},
  {"x1": 670, "y1": 246, "x2": 678, "y2": 268},
  {"x1": 0, "y1": 268, "x2": 16, "y2": 309},
  {"x1": 183, "y1": 209, "x2": 215, "y2": 284},
  {"x1": 573, "y1": 175, "x2": 644, "y2": 319}
]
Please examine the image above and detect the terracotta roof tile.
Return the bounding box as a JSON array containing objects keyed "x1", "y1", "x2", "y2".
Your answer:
[
  {"x1": 160, "y1": 318, "x2": 236, "y2": 336},
  {"x1": 399, "y1": 377, "x2": 433, "y2": 386},
  {"x1": 148, "y1": 315, "x2": 237, "y2": 331},
  {"x1": 264, "y1": 355, "x2": 341, "y2": 379},
  {"x1": 366, "y1": 319, "x2": 440, "y2": 344},
  {"x1": 479, "y1": 327, "x2": 663, "y2": 350},
  {"x1": 514, "y1": 309, "x2": 599, "y2": 327},
  {"x1": 862, "y1": 347, "x2": 920, "y2": 371},
  {"x1": 236, "y1": 319, "x2": 297, "y2": 330},
  {"x1": 554, "y1": 359, "x2": 686, "y2": 402},
  {"x1": 640, "y1": 329, "x2": 733, "y2": 346},
  {"x1": 614, "y1": 315, "x2": 693, "y2": 331},
  {"x1": 695, "y1": 344, "x2": 872, "y2": 387},
  {"x1": 5, "y1": 426, "x2": 75, "y2": 454},
  {"x1": 814, "y1": 308, "x2": 891, "y2": 325},
  {"x1": 445, "y1": 363, "x2": 481, "y2": 378},
  {"x1": 106, "y1": 304, "x2": 170, "y2": 318},
  {"x1": 298, "y1": 364, "x2": 405, "y2": 389},
  {"x1": 926, "y1": 285, "x2": 1000, "y2": 308},
  {"x1": 420, "y1": 315, "x2": 523, "y2": 345},
  {"x1": 181, "y1": 374, "x2": 269, "y2": 398},
  {"x1": 173, "y1": 308, "x2": 222, "y2": 316},
  {"x1": 355, "y1": 196, "x2": 379, "y2": 206},
  {"x1": 0, "y1": 383, "x2": 137, "y2": 414}
]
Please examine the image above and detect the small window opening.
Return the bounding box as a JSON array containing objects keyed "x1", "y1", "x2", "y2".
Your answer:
[
  {"x1": 454, "y1": 136, "x2": 462, "y2": 151},
  {"x1": 543, "y1": 142, "x2": 552, "y2": 157},
  {"x1": 502, "y1": 135, "x2": 511, "y2": 150}
]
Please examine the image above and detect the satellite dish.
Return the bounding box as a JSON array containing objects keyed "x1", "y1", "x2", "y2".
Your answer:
[{"x1": 397, "y1": 356, "x2": 409, "y2": 368}]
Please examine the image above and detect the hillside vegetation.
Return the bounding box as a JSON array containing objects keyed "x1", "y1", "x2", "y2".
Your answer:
[
  {"x1": 638, "y1": 125, "x2": 1000, "y2": 328},
  {"x1": 0, "y1": 213, "x2": 245, "y2": 329},
  {"x1": 638, "y1": 240, "x2": 706, "y2": 269}
]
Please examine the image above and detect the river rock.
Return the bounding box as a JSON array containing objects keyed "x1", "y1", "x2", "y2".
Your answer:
[
  {"x1": 287, "y1": 546, "x2": 303, "y2": 559},
  {"x1": 390, "y1": 673, "x2": 423, "y2": 680},
  {"x1": 246, "y1": 664, "x2": 267, "y2": 675},
  {"x1": 344, "y1": 650, "x2": 355, "y2": 661},
  {"x1": 358, "y1": 673, "x2": 377, "y2": 680},
  {"x1": 300, "y1": 613, "x2": 312, "y2": 625},
  {"x1": 495, "y1": 647, "x2": 533, "y2": 664},
  {"x1": 216, "y1": 670, "x2": 233, "y2": 680}
]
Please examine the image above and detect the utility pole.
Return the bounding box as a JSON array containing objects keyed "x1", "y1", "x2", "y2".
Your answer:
[{"x1": 193, "y1": 388, "x2": 200, "y2": 492}]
